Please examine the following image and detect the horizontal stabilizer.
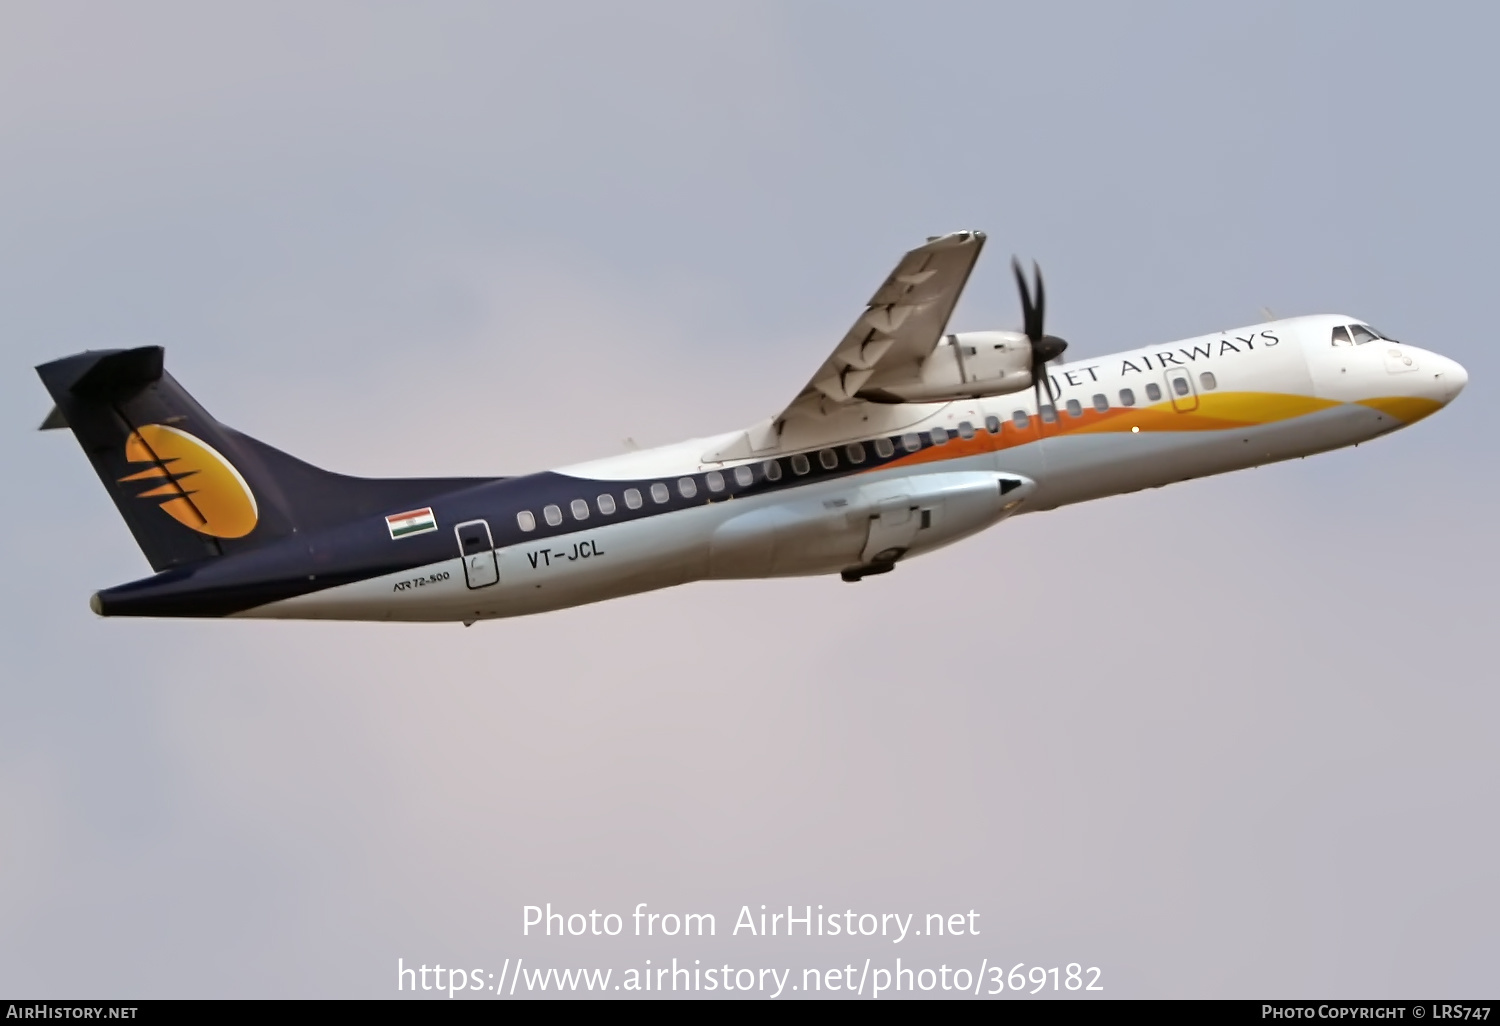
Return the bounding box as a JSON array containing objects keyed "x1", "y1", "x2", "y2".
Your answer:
[{"x1": 67, "y1": 346, "x2": 165, "y2": 400}]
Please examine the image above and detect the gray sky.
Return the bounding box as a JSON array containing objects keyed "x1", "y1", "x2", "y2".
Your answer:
[{"x1": 2, "y1": 0, "x2": 1495, "y2": 998}]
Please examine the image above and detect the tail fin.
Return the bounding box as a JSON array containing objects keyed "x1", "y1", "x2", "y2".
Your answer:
[{"x1": 37, "y1": 346, "x2": 493, "y2": 572}]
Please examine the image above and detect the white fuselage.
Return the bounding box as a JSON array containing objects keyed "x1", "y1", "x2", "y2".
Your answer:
[{"x1": 246, "y1": 315, "x2": 1466, "y2": 623}]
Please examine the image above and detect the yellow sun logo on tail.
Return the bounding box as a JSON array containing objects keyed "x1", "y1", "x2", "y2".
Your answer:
[{"x1": 119, "y1": 424, "x2": 259, "y2": 538}]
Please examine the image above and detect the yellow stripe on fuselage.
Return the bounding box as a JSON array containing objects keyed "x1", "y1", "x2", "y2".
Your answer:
[{"x1": 1356, "y1": 396, "x2": 1444, "y2": 425}]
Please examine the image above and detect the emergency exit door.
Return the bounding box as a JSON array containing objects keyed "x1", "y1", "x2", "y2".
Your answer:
[
  {"x1": 1164, "y1": 367, "x2": 1199, "y2": 412},
  {"x1": 455, "y1": 520, "x2": 499, "y2": 589}
]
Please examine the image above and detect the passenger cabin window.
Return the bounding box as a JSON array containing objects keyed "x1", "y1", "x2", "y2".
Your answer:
[
  {"x1": 571, "y1": 498, "x2": 590, "y2": 520},
  {"x1": 818, "y1": 448, "x2": 838, "y2": 469},
  {"x1": 677, "y1": 477, "x2": 698, "y2": 498},
  {"x1": 517, "y1": 510, "x2": 536, "y2": 532},
  {"x1": 985, "y1": 415, "x2": 1001, "y2": 434},
  {"x1": 1350, "y1": 325, "x2": 1379, "y2": 345},
  {"x1": 930, "y1": 426, "x2": 948, "y2": 444},
  {"x1": 791, "y1": 454, "x2": 811, "y2": 475},
  {"x1": 1171, "y1": 376, "x2": 1191, "y2": 396},
  {"x1": 1092, "y1": 393, "x2": 1109, "y2": 412},
  {"x1": 957, "y1": 421, "x2": 975, "y2": 439},
  {"x1": 845, "y1": 442, "x2": 865, "y2": 464},
  {"x1": 733, "y1": 465, "x2": 754, "y2": 487},
  {"x1": 1065, "y1": 399, "x2": 1083, "y2": 418},
  {"x1": 1331, "y1": 325, "x2": 1353, "y2": 347},
  {"x1": 1013, "y1": 410, "x2": 1030, "y2": 429},
  {"x1": 1145, "y1": 382, "x2": 1162, "y2": 402},
  {"x1": 901, "y1": 432, "x2": 922, "y2": 453},
  {"x1": 874, "y1": 437, "x2": 895, "y2": 458},
  {"x1": 624, "y1": 487, "x2": 643, "y2": 510},
  {"x1": 706, "y1": 470, "x2": 725, "y2": 493},
  {"x1": 763, "y1": 459, "x2": 783, "y2": 482},
  {"x1": 1119, "y1": 388, "x2": 1136, "y2": 407},
  {"x1": 1199, "y1": 371, "x2": 1218, "y2": 390},
  {"x1": 597, "y1": 494, "x2": 616, "y2": 515},
  {"x1": 543, "y1": 504, "x2": 563, "y2": 527},
  {"x1": 650, "y1": 483, "x2": 669, "y2": 504},
  {"x1": 1039, "y1": 404, "x2": 1057, "y2": 423}
]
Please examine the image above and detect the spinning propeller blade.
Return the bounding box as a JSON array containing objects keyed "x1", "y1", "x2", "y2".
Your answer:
[{"x1": 1012, "y1": 257, "x2": 1069, "y2": 432}]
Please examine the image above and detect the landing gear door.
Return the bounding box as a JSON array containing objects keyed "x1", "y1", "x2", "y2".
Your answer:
[
  {"x1": 1164, "y1": 367, "x2": 1199, "y2": 412},
  {"x1": 455, "y1": 519, "x2": 499, "y2": 589},
  {"x1": 861, "y1": 498, "x2": 921, "y2": 565}
]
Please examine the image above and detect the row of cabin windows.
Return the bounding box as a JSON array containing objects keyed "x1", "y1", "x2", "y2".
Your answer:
[
  {"x1": 513, "y1": 371, "x2": 1222, "y2": 533},
  {"x1": 517, "y1": 470, "x2": 742, "y2": 532},
  {"x1": 1013, "y1": 372, "x2": 1219, "y2": 426},
  {"x1": 515, "y1": 440, "x2": 896, "y2": 532}
]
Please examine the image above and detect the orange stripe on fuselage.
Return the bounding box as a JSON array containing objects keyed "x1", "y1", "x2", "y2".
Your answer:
[{"x1": 867, "y1": 391, "x2": 1346, "y2": 473}]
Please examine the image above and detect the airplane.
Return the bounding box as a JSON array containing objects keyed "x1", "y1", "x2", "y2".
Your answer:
[{"x1": 35, "y1": 230, "x2": 1467, "y2": 625}]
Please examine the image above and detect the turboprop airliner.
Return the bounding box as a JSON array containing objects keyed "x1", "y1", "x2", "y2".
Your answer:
[{"x1": 36, "y1": 230, "x2": 1466, "y2": 624}]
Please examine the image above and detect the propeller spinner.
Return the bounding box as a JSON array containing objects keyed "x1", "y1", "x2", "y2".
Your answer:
[{"x1": 1012, "y1": 257, "x2": 1068, "y2": 420}]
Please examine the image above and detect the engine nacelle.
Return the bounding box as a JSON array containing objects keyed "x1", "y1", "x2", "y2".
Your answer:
[{"x1": 862, "y1": 331, "x2": 1035, "y2": 403}]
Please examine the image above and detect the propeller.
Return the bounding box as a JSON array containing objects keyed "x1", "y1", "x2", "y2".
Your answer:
[{"x1": 1012, "y1": 257, "x2": 1069, "y2": 429}]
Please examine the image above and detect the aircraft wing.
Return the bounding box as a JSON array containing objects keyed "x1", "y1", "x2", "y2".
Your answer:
[{"x1": 777, "y1": 229, "x2": 986, "y2": 425}]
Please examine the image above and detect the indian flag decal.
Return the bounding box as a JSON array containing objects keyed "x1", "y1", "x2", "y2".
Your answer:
[{"x1": 386, "y1": 507, "x2": 438, "y2": 540}]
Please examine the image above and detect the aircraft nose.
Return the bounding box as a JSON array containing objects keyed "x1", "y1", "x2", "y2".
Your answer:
[{"x1": 1434, "y1": 354, "x2": 1468, "y2": 402}]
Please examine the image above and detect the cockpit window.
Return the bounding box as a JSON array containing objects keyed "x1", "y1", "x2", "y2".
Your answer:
[
  {"x1": 1350, "y1": 325, "x2": 1379, "y2": 345},
  {"x1": 1330, "y1": 325, "x2": 1353, "y2": 347},
  {"x1": 1359, "y1": 324, "x2": 1400, "y2": 343}
]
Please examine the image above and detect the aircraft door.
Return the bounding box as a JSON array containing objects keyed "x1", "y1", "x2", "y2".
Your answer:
[
  {"x1": 455, "y1": 519, "x2": 499, "y2": 589},
  {"x1": 861, "y1": 498, "x2": 921, "y2": 564},
  {"x1": 1164, "y1": 367, "x2": 1199, "y2": 412}
]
